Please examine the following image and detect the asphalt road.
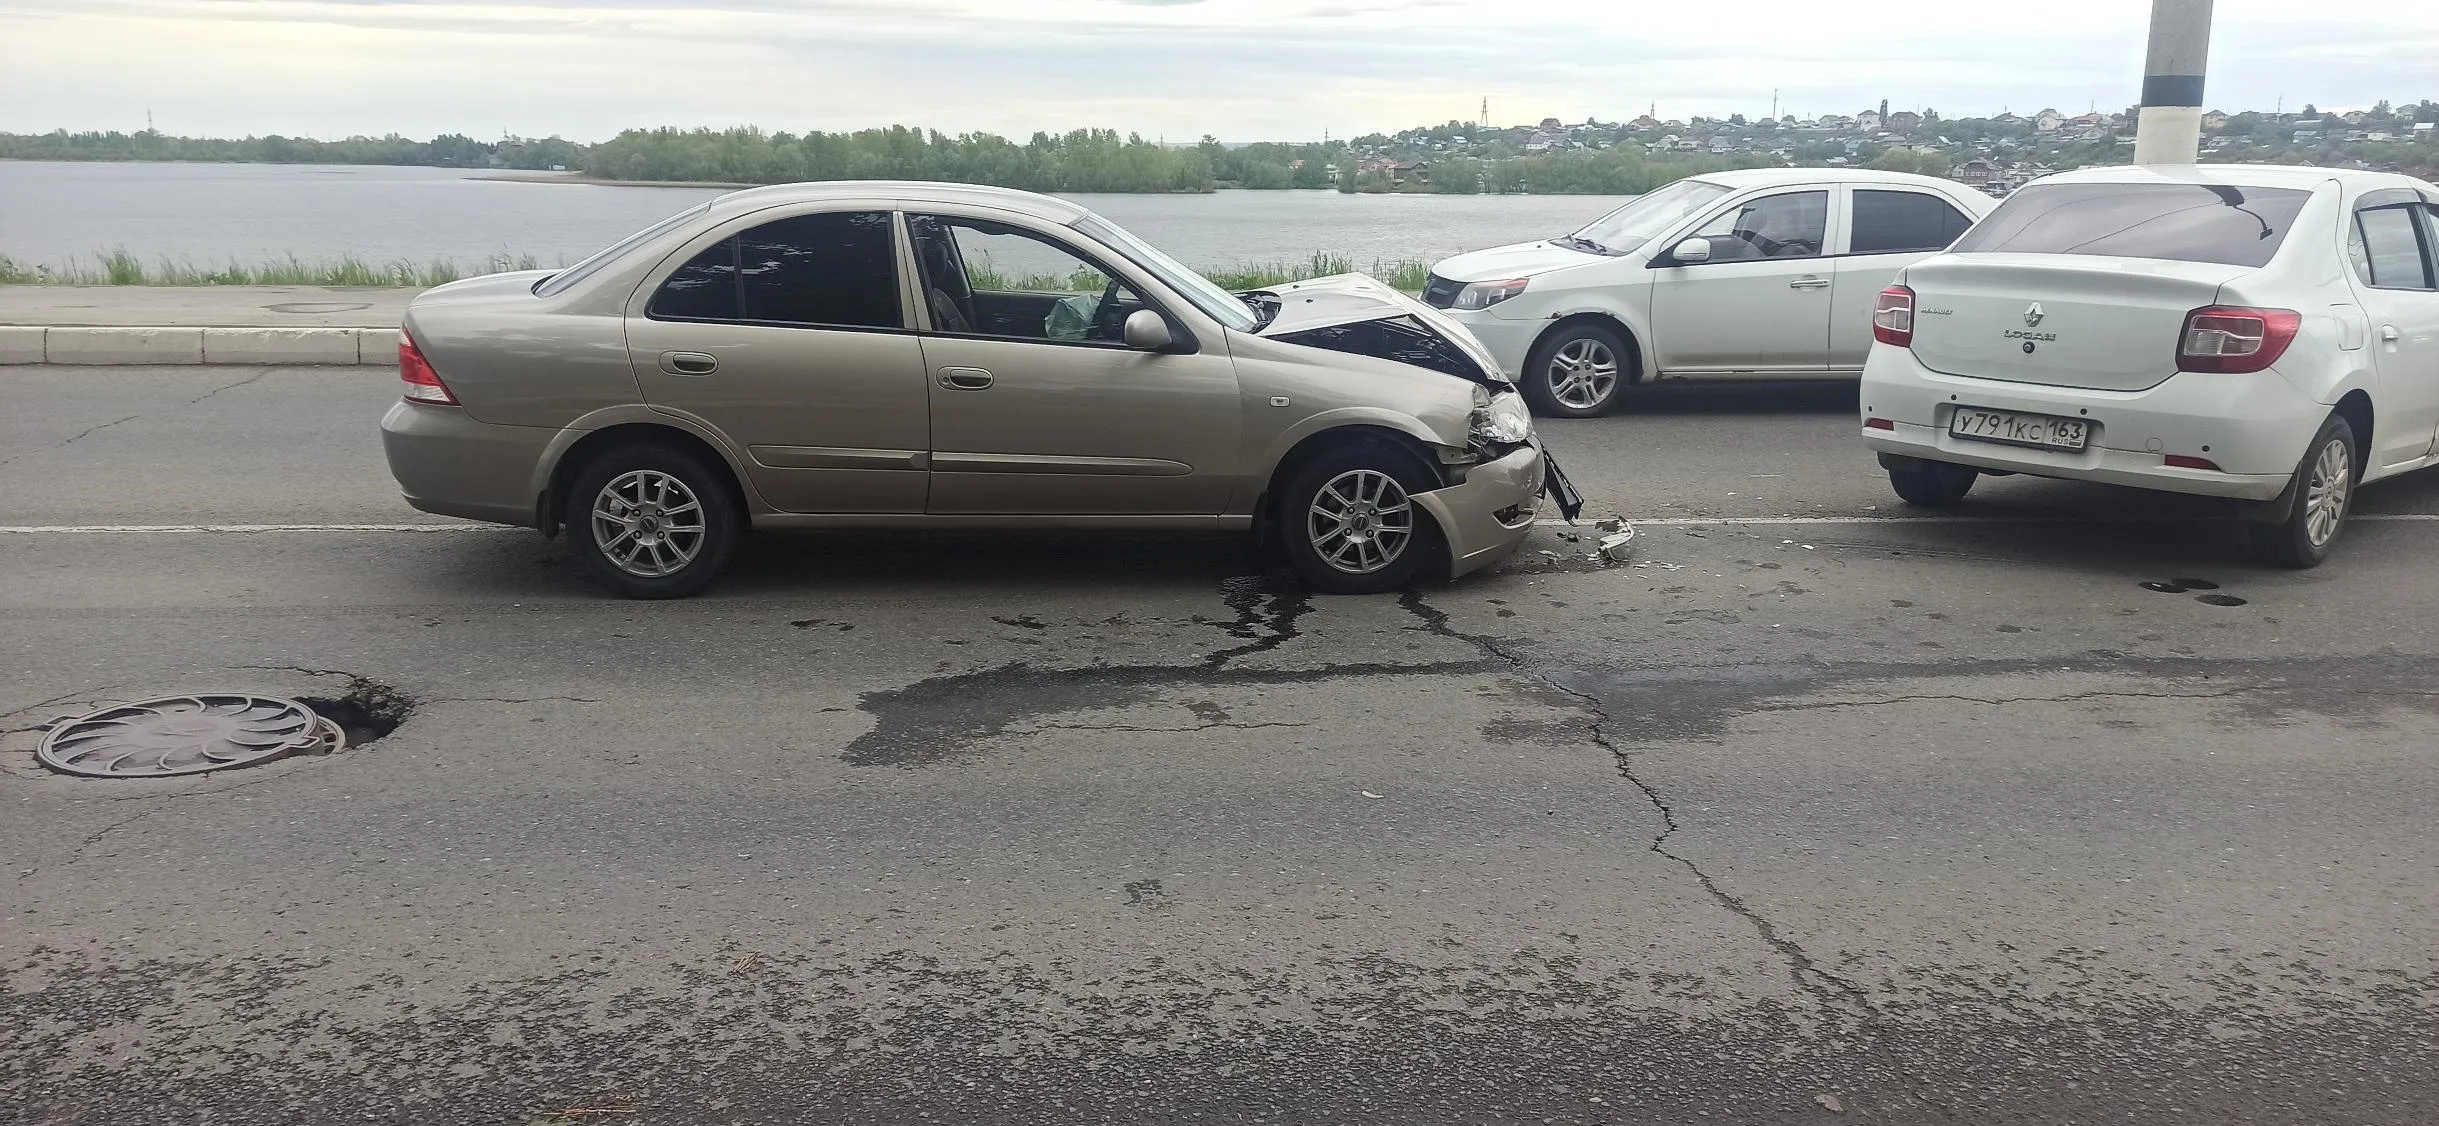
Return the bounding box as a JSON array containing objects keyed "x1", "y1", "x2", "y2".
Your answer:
[{"x1": 5, "y1": 368, "x2": 2436, "y2": 1125}]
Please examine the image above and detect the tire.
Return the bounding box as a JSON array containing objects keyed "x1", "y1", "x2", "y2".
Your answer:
[
  {"x1": 1520, "y1": 322, "x2": 1631, "y2": 418},
  {"x1": 1889, "y1": 460, "x2": 1979, "y2": 507},
  {"x1": 564, "y1": 442, "x2": 742, "y2": 599},
  {"x1": 1278, "y1": 442, "x2": 1448, "y2": 595},
  {"x1": 2250, "y1": 414, "x2": 2356, "y2": 570}
]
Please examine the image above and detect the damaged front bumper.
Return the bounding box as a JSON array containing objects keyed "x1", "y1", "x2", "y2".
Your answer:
[{"x1": 1414, "y1": 442, "x2": 1556, "y2": 578}]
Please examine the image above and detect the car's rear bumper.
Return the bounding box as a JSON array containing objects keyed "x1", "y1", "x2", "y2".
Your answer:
[
  {"x1": 1858, "y1": 346, "x2": 2321, "y2": 502},
  {"x1": 380, "y1": 400, "x2": 561, "y2": 527},
  {"x1": 1415, "y1": 443, "x2": 1544, "y2": 578}
]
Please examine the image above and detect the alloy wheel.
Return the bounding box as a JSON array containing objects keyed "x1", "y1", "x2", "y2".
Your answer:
[
  {"x1": 591, "y1": 469, "x2": 708, "y2": 578},
  {"x1": 1547, "y1": 338, "x2": 1619, "y2": 411},
  {"x1": 2304, "y1": 437, "x2": 2352, "y2": 547},
  {"x1": 1307, "y1": 469, "x2": 1415, "y2": 575}
]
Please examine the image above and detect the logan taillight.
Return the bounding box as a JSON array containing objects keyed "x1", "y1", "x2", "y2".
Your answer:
[
  {"x1": 399, "y1": 331, "x2": 457, "y2": 404},
  {"x1": 2179, "y1": 306, "x2": 2301, "y2": 374},
  {"x1": 1872, "y1": 285, "x2": 1916, "y2": 347}
]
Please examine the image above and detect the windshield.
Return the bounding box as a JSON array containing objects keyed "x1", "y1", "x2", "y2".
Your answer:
[
  {"x1": 1073, "y1": 213, "x2": 1259, "y2": 332},
  {"x1": 1949, "y1": 182, "x2": 2314, "y2": 268},
  {"x1": 534, "y1": 203, "x2": 711, "y2": 297},
  {"x1": 1566, "y1": 178, "x2": 1734, "y2": 254}
]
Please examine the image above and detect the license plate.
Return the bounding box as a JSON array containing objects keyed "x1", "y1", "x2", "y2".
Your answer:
[{"x1": 1949, "y1": 407, "x2": 2089, "y2": 451}]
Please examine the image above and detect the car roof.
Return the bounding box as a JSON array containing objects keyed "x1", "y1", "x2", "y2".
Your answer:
[
  {"x1": 2032, "y1": 163, "x2": 2430, "y2": 194},
  {"x1": 1691, "y1": 167, "x2": 1962, "y2": 190},
  {"x1": 706, "y1": 180, "x2": 1090, "y2": 223}
]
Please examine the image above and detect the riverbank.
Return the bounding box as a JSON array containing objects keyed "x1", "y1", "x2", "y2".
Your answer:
[{"x1": 473, "y1": 171, "x2": 756, "y2": 189}]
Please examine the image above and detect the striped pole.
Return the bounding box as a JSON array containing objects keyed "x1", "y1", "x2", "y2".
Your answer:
[{"x1": 2133, "y1": 0, "x2": 2213, "y2": 164}]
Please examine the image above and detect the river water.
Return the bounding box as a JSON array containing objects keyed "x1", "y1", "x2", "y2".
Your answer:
[{"x1": 0, "y1": 161, "x2": 1634, "y2": 272}]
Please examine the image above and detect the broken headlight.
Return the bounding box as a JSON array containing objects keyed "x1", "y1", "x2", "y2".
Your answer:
[
  {"x1": 1469, "y1": 386, "x2": 1535, "y2": 446},
  {"x1": 1452, "y1": 278, "x2": 1529, "y2": 311}
]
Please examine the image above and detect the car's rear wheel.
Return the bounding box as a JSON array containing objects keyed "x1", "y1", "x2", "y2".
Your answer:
[
  {"x1": 566, "y1": 443, "x2": 741, "y2": 599},
  {"x1": 2250, "y1": 414, "x2": 2355, "y2": 570},
  {"x1": 1279, "y1": 444, "x2": 1447, "y2": 594},
  {"x1": 1889, "y1": 459, "x2": 1979, "y2": 506},
  {"x1": 1520, "y1": 323, "x2": 1629, "y2": 418}
]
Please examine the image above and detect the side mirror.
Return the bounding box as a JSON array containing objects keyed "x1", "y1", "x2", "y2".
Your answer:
[
  {"x1": 1122, "y1": 309, "x2": 1175, "y2": 352},
  {"x1": 1669, "y1": 237, "x2": 1712, "y2": 265}
]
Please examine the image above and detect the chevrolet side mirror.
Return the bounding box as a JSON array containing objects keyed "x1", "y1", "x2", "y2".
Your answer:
[{"x1": 1670, "y1": 237, "x2": 1713, "y2": 265}]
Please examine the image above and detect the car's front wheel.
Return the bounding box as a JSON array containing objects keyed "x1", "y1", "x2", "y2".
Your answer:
[
  {"x1": 566, "y1": 443, "x2": 741, "y2": 599},
  {"x1": 2251, "y1": 414, "x2": 2356, "y2": 569},
  {"x1": 1520, "y1": 323, "x2": 1629, "y2": 418},
  {"x1": 1279, "y1": 444, "x2": 1447, "y2": 594}
]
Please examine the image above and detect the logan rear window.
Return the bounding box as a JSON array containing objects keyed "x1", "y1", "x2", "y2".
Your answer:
[{"x1": 1951, "y1": 183, "x2": 2313, "y2": 268}]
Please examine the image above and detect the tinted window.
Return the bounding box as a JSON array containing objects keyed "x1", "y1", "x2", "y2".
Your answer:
[
  {"x1": 2350, "y1": 205, "x2": 2434, "y2": 289},
  {"x1": 1689, "y1": 190, "x2": 1828, "y2": 261},
  {"x1": 1272, "y1": 315, "x2": 1487, "y2": 382},
  {"x1": 1951, "y1": 183, "x2": 2312, "y2": 268},
  {"x1": 647, "y1": 238, "x2": 739, "y2": 320},
  {"x1": 736, "y1": 212, "x2": 902, "y2": 328},
  {"x1": 1850, "y1": 190, "x2": 1975, "y2": 254}
]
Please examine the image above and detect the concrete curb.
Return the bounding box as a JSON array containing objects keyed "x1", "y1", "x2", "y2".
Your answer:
[{"x1": 0, "y1": 326, "x2": 393, "y2": 366}]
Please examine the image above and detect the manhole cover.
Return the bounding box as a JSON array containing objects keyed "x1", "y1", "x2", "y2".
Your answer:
[
  {"x1": 38, "y1": 694, "x2": 335, "y2": 777},
  {"x1": 262, "y1": 302, "x2": 374, "y2": 314}
]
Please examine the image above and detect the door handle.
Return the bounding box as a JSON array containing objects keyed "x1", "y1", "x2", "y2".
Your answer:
[
  {"x1": 1788, "y1": 277, "x2": 1830, "y2": 290},
  {"x1": 938, "y1": 366, "x2": 994, "y2": 390},
  {"x1": 2380, "y1": 325, "x2": 2402, "y2": 343},
  {"x1": 660, "y1": 350, "x2": 717, "y2": 376}
]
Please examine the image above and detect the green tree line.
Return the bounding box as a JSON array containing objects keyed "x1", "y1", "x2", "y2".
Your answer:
[
  {"x1": 0, "y1": 129, "x2": 581, "y2": 169},
  {"x1": 581, "y1": 126, "x2": 1213, "y2": 192}
]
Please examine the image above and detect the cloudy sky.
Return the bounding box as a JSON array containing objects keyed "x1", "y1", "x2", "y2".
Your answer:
[{"x1": 4, "y1": 0, "x2": 2436, "y2": 143}]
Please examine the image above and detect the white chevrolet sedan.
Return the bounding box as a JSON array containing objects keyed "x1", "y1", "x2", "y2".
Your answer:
[
  {"x1": 1861, "y1": 165, "x2": 2439, "y2": 567},
  {"x1": 1426, "y1": 168, "x2": 1996, "y2": 416}
]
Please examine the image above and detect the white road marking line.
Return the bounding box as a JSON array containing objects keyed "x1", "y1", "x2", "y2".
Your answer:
[
  {"x1": 1534, "y1": 514, "x2": 2439, "y2": 527},
  {"x1": 0, "y1": 514, "x2": 2435, "y2": 535},
  {"x1": 0, "y1": 523, "x2": 507, "y2": 534}
]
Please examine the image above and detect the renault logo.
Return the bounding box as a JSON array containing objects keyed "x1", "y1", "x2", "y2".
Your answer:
[{"x1": 2024, "y1": 302, "x2": 2046, "y2": 328}]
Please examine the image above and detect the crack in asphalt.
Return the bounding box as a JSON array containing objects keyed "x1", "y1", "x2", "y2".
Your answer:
[
  {"x1": 0, "y1": 414, "x2": 141, "y2": 470},
  {"x1": 1201, "y1": 576, "x2": 1314, "y2": 669},
  {"x1": 840, "y1": 579, "x2": 1480, "y2": 768},
  {"x1": 1396, "y1": 590, "x2": 1955, "y2": 1120},
  {"x1": 185, "y1": 370, "x2": 270, "y2": 406}
]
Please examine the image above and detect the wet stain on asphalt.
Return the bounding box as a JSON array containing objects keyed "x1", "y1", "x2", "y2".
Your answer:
[
  {"x1": 2196, "y1": 594, "x2": 2250, "y2": 607},
  {"x1": 837, "y1": 576, "x2": 1474, "y2": 768}
]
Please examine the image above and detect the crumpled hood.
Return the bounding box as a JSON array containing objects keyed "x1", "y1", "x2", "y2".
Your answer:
[
  {"x1": 1429, "y1": 240, "x2": 1600, "y2": 284},
  {"x1": 1249, "y1": 273, "x2": 1511, "y2": 385}
]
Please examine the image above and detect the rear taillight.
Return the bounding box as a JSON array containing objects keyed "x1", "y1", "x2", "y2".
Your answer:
[
  {"x1": 1864, "y1": 417, "x2": 1895, "y2": 431},
  {"x1": 2178, "y1": 306, "x2": 2301, "y2": 374},
  {"x1": 399, "y1": 331, "x2": 457, "y2": 405},
  {"x1": 1872, "y1": 285, "x2": 1916, "y2": 347}
]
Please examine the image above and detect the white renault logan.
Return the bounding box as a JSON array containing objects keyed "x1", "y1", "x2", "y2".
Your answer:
[
  {"x1": 1861, "y1": 165, "x2": 2439, "y2": 567},
  {"x1": 1427, "y1": 169, "x2": 1994, "y2": 416}
]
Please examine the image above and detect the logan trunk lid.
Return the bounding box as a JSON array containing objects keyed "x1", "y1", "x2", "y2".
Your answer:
[{"x1": 1904, "y1": 253, "x2": 2249, "y2": 392}]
